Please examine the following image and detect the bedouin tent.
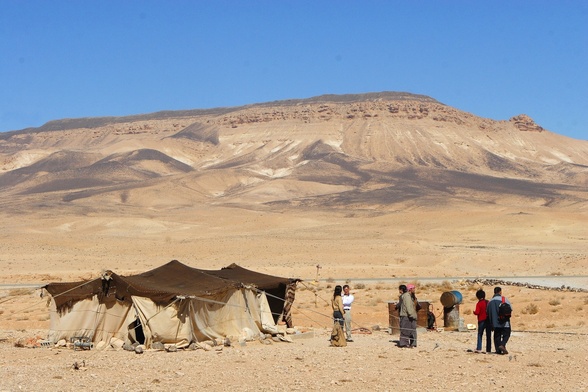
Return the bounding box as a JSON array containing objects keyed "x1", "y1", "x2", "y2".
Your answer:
[{"x1": 43, "y1": 260, "x2": 298, "y2": 348}]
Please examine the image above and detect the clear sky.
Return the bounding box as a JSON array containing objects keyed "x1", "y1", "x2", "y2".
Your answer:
[{"x1": 1, "y1": 1, "x2": 587, "y2": 140}]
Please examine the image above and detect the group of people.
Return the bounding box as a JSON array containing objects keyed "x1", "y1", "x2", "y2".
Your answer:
[
  {"x1": 330, "y1": 282, "x2": 512, "y2": 355},
  {"x1": 474, "y1": 286, "x2": 512, "y2": 354}
]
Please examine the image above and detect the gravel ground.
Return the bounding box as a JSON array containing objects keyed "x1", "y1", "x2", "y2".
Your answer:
[{"x1": 1, "y1": 326, "x2": 586, "y2": 392}]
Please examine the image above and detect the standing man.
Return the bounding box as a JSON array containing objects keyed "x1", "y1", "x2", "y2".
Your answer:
[
  {"x1": 397, "y1": 284, "x2": 417, "y2": 348},
  {"x1": 486, "y1": 286, "x2": 512, "y2": 354},
  {"x1": 342, "y1": 284, "x2": 354, "y2": 342},
  {"x1": 407, "y1": 284, "x2": 420, "y2": 347}
]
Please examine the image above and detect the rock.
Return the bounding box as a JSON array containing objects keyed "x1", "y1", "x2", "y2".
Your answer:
[
  {"x1": 278, "y1": 334, "x2": 293, "y2": 343},
  {"x1": 110, "y1": 338, "x2": 124, "y2": 349},
  {"x1": 166, "y1": 345, "x2": 177, "y2": 352},
  {"x1": 151, "y1": 341, "x2": 165, "y2": 350},
  {"x1": 134, "y1": 346, "x2": 144, "y2": 354}
]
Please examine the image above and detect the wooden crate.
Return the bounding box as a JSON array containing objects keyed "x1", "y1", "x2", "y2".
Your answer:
[{"x1": 388, "y1": 300, "x2": 431, "y2": 334}]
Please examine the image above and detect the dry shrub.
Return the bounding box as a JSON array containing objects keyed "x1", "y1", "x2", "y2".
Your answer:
[
  {"x1": 546, "y1": 323, "x2": 555, "y2": 328},
  {"x1": 354, "y1": 283, "x2": 366, "y2": 290},
  {"x1": 522, "y1": 303, "x2": 538, "y2": 315},
  {"x1": 548, "y1": 299, "x2": 561, "y2": 306}
]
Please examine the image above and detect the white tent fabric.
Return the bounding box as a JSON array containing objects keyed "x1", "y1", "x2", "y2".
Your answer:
[
  {"x1": 48, "y1": 295, "x2": 135, "y2": 344},
  {"x1": 47, "y1": 288, "x2": 278, "y2": 347}
]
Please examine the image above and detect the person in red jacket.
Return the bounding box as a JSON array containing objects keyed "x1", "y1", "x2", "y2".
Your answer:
[{"x1": 473, "y1": 289, "x2": 491, "y2": 353}]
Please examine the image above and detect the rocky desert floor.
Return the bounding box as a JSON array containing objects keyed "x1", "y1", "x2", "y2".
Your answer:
[
  {"x1": 0, "y1": 205, "x2": 587, "y2": 391},
  {"x1": 1, "y1": 274, "x2": 587, "y2": 391}
]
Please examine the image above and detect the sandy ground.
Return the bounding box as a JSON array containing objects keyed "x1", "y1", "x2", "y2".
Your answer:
[
  {"x1": 0, "y1": 327, "x2": 586, "y2": 392},
  {"x1": 0, "y1": 203, "x2": 586, "y2": 391}
]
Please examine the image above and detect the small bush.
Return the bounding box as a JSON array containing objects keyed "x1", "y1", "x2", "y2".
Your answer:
[
  {"x1": 440, "y1": 281, "x2": 453, "y2": 291},
  {"x1": 548, "y1": 299, "x2": 561, "y2": 306},
  {"x1": 354, "y1": 283, "x2": 366, "y2": 290},
  {"x1": 546, "y1": 323, "x2": 555, "y2": 328},
  {"x1": 523, "y1": 303, "x2": 539, "y2": 314}
]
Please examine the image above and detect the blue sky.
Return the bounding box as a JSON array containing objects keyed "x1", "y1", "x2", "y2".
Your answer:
[{"x1": 1, "y1": 1, "x2": 587, "y2": 140}]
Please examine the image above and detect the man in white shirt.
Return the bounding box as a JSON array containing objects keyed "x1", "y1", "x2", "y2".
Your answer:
[{"x1": 342, "y1": 284, "x2": 355, "y2": 342}]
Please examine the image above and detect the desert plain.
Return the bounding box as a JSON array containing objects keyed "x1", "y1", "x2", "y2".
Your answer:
[{"x1": 0, "y1": 204, "x2": 587, "y2": 392}]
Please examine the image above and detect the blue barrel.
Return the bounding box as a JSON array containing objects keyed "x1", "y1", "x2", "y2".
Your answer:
[{"x1": 440, "y1": 290, "x2": 463, "y2": 308}]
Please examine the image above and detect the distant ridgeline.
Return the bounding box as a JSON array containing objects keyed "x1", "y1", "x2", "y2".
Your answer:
[{"x1": 2, "y1": 92, "x2": 440, "y2": 138}]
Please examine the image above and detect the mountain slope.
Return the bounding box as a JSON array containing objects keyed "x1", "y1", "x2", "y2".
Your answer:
[{"x1": 0, "y1": 92, "x2": 586, "y2": 211}]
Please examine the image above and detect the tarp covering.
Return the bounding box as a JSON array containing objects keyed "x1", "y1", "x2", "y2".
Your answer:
[{"x1": 43, "y1": 260, "x2": 298, "y2": 347}]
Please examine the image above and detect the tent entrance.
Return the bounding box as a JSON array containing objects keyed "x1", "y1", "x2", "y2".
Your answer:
[{"x1": 129, "y1": 318, "x2": 145, "y2": 344}]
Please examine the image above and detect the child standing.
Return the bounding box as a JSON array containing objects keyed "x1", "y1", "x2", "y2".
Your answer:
[{"x1": 473, "y1": 289, "x2": 492, "y2": 353}]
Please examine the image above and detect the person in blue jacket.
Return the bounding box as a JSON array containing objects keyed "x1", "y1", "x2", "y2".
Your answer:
[{"x1": 486, "y1": 286, "x2": 512, "y2": 355}]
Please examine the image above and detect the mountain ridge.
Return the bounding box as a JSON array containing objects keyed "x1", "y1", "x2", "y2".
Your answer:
[{"x1": 0, "y1": 92, "x2": 587, "y2": 213}]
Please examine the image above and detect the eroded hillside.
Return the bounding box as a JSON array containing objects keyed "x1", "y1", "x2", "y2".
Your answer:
[{"x1": 1, "y1": 92, "x2": 587, "y2": 212}]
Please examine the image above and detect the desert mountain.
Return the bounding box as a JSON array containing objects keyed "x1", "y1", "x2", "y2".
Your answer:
[{"x1": 1, "y1": 92, "x2": 587, "y2": 213}]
